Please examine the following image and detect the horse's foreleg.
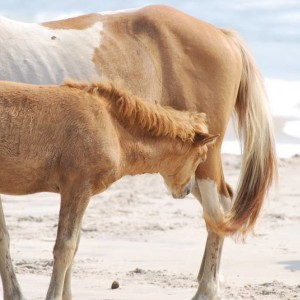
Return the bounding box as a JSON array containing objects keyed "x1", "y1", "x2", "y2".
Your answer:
[
  {"x1": 0, "y1": 198, "x2": 25, "y2": 300},
  {"x1": 46, "y1": 185, "x2": 91, "y2": 300},
  {"x1": 191, "y1": 178, "x2": 231, "y2": 300}
]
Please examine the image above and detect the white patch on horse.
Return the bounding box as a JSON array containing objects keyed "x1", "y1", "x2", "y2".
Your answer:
[
  {"x1": 98, "y1": 8, "x2": 140, "y2": 16},
  {"x1": 197, "y1": 179, "x2": 231, "y2": 222},
  {"x1": 0, "y1": 16, "x2": 103, "y2": 84}
]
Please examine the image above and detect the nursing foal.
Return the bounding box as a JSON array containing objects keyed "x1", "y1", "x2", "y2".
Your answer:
[{"x1": 0, "y1": 80, "x2": 216, "y2": 300}]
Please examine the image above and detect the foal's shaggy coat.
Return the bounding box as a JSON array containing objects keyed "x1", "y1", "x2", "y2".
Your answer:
[
  {"x1": 63, "y1": 80, "x2": 208, "y2": 143},
  {"x1": 0, "y1": 80, "x2": 216, "y2": 300}
]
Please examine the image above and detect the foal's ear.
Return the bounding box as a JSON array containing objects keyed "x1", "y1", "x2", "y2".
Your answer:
[{"x1": 194, "y1": 133, "x2": 219, "y2": 146}]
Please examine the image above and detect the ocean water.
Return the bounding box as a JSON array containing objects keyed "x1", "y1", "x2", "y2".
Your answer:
[
  {"x1": 266, "y1": 79, "x2": 300, "y2": 142},
  {"x1": 1, "y1": 0, "x2": 299, "y2": 157},
  {"x1": 222, "y1": 79, "x2": 300, "y2": 158}
]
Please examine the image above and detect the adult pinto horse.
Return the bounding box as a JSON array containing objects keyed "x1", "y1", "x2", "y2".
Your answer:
[
  {"x1": 0, "y1": 5, "x2": 277, "y2": 300},
  {"x1": 0, "y1": 79, "x2": 216, "y2": 300}
]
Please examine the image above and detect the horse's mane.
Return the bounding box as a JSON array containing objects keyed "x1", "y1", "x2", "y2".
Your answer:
[{"x1": 63, "y1": 80, "x2": 208, "y2": 143}]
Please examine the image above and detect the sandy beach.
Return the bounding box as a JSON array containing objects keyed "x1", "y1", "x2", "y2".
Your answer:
[
  {"x1": 0, "y1": 1, "x2": 299, "y2": 299},
  {"x1": 0, "y1": 152, "x2": 299, "y2": 300}
]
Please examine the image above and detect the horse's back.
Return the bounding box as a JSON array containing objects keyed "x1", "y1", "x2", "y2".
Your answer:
[
  {"x1": 1, "y1": 5, "x2": 242, "y2": 104},
  {"x1": 0, "y1": 5, "x2": 243, "y2": 142}
]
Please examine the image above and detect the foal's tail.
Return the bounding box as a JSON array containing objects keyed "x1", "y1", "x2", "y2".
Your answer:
[{"x1": 209, "y1": 30, "x2": 278, "y2": 236}]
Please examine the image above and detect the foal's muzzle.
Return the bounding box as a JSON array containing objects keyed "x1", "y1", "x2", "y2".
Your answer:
[{"x1": 172, "y1": 182, "x2": 192, "y2": 199}]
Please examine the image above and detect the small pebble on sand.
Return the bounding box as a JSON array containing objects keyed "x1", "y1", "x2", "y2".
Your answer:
[{"x1": 111, "y1": 281, "x2": 119, "y2": 289}]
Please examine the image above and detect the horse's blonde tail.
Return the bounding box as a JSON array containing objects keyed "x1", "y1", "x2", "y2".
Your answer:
[{"x1": 207, "y1": 30, "x2": 278, "y2": 237}]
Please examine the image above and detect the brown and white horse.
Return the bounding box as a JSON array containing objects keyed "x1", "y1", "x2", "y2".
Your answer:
[
  {"x1": 0, "y1": 5, "x2": 277, "y2": 300},
  {"x1": 0, "y1": 79, "x2": 216, "y2": 300}
]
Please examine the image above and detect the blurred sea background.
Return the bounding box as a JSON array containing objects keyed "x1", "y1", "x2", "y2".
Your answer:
[{"x1": 1, "y1": 0, "x2": 299, "y2": 157}]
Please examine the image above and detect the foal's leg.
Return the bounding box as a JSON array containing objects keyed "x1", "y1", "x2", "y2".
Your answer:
[
  {"x1": 0, "y1": 198, "x2": 25, "y2": 300},
  {"x1": 191, "y1": 154, "x2": 232, "y2": 300},
  {"x1": 46, "y1": 184, "x2": 91, "y2": 300},
  {"x1": 62, "y1": 233, "x2": 81, "y2": 300}
]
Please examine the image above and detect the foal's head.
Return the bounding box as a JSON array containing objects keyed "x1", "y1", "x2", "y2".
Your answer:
[{"x1": 161, "y1": 133, "x2": 218, "y2": 199}]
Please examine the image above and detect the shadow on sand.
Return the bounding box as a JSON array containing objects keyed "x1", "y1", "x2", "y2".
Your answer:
[{"x1": 278, "y1": 260, "x2": 300, "y2": 272}]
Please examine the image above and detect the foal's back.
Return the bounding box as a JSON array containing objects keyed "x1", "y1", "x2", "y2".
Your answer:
[{"x1": 0, "y1": 81, "x2": 114, "y2": 195}]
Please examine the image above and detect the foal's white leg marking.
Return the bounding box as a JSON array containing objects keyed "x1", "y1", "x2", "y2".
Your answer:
[
  {"x1": 0, "y1": 17, "x2": 103, "y2": 84},
  {"x1": 191, "y1": 179, "x2": 231, "y2": 300},
  {"x1": 0, "y1": 199, "x2": 25, "y2": 300},
  {"x1": 62, "y1": 232, "x2": 81, "y2": 300}
]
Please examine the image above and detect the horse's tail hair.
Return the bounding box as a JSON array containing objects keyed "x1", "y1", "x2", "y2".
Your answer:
[{"x1": 206, "y1": 29, "x2": 278, "y2": 237}]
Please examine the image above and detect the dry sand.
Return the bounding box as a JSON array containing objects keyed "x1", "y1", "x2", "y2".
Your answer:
[{"x1": 1, "y1": 154, "x2": 299, "y2": 299}]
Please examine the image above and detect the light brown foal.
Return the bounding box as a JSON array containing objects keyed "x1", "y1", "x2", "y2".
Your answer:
[{"x1": 0, "y1": 80, "x2": 217, "y2": 300}]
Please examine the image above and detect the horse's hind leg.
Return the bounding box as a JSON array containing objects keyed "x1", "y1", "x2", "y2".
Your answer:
[
  {"x1": 191, "y1": 153, "x2": 232, "y2": 300},
  {"x1": 0, "y1": 197, "x2": 25, "y2": 300},
  {"x1": 191, "y1": 230, "x2": 225, "y2": 300}
]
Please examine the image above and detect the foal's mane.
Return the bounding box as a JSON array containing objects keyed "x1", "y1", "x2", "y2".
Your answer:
[{"x1": 63, "y1": 80, "x2": 208, "y2": 143}]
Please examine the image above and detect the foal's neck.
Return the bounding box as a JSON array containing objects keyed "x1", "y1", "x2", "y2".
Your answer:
[{"x1": 119, "y1": 128, "x2": 185, "y2": 176}]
